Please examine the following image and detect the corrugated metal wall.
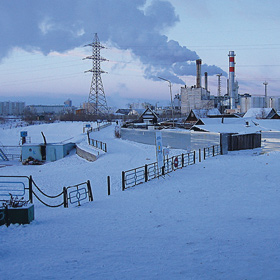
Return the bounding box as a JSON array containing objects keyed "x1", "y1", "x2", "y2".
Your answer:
[{"x1": 228, "y1": 133, "x2": 261, "y2": 151}]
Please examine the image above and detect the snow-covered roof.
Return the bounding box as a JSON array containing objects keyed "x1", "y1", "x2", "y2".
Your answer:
[
  {"x1": 191, "y1": 108, "x2": 221, "y2": 118},
  {"x1": 198, "y1": 117, "x2": 247, "y2": 126},
  {"x1": 243, "y1": 108, "x2": 276, "y2": 119},
  {"x1": 192, "y1": 122, "x2": 261, "y2": 134},
  {"x1": 128, "y1": 109, "x2": 145, "y2": 116},
  {"x1": 139, "y1": 107, "x2": 158, "y2": 120},
  {"x1": 245, "y1": 119, "x2": 280, "y2": 131}
]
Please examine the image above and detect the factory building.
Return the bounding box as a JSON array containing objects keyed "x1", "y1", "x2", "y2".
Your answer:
[
  {"x1": 181, "y1": 59, "x2": 214, "y2": 114},
  {"x1": 180, "y1": 51, "x2": 280, "y2": 116},
  {"x1": 239, "y1": 94, "x2": 280, "y2": 113}
]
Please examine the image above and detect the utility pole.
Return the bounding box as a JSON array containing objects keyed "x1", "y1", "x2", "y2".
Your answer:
[
  {"x1": 263, "y1": 81, "x2": 268, "y2": 108},
  {"x1": 158, "y1": 77, "x2": 175, "y2": 128},
  {"x1": 84, "y1": 33, "x2": 109, "y2": 116}
]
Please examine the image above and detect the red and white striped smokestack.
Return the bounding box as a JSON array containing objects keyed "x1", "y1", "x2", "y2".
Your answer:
[
  {"x1": 228, "y1": 51, "x2": 235, "y2": 109},
  {"x1": 196, "y1": 59, "x2": 202, "y2": 88}
]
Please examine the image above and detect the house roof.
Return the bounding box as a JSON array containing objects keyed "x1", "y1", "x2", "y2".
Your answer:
[
  {"x1": 192, "y1": 122, "x2": 261, "y2": 134},
  {"x1": 193, "y1": 118, "x2": 280, "y2": 133},
  {"x1": 115, "y1": 109, "x2": 131, "y2": 115},
  {"x1": 243, "y1": 108, "x2": 277, "y2": 119},
  {"x1": 197, "y1": 117, "x2": 248, "y2": 126},
  {"x1": 128, "y1": 109, "x2": 145, "y2": 116},
  {"x1": 139, "y1": 107, "x2": 158, "y2": 119},
  {"x1": 192, "y1": 109, "x2": 221, "y2": 117},
  {"x1": 115, "y1": 108, "x2": 146, "y2": 116},
  {"x1": 186, "y1": 109, "x2": 221, "y2": 121}
]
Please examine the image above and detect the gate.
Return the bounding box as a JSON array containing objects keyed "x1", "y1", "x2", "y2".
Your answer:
[{"x1": 0, "y1": 176, "x2": 93, "y2": 208}]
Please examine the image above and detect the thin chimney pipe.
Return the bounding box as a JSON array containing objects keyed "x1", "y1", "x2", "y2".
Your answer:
[
  {"x1": 204, "y1": 72, "x2": 208, "y2": 91},
  {"x1": 196, "y1": 59, "x2": 202, "y2": 88}
]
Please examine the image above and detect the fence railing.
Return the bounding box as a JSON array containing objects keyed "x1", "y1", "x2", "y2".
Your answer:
[
  {"x1": 203, "y1": 145, "x2": 220, "y2": 160},
  {"x1": 87, "y1": 123, "x2": 111, "y2": 152},
  {"x1": 0, "y1": 146, "x2": 21, "y2": 161},
  {"x1": 88, "y1": 139, "x2": 107, "y2": 152},
  {"x1": 88, "y1": 122, "x2": 112, "y2": 133},
  {"x1": 0, "y1": 175, "x2": 93, "y2": 208},
  {"x1": 122, "y1": 145, "x2": 220, "y2": 190}
]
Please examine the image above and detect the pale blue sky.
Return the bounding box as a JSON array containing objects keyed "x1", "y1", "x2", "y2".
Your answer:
[{"x1": 0, "y1": 0, "x2": 279, "y2": 107}]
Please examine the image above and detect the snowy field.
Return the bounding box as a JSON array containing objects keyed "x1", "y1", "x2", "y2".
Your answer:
[{"x1": 1, "y1": 121, "x2": 280, "y2": 279}]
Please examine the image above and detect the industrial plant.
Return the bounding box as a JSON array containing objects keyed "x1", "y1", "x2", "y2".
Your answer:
[{"x1": 180, "y1": 51, "x2": 280, "y2": 116}]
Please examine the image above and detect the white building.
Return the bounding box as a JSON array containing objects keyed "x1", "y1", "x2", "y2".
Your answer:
[
  {"x1": 27, "y1": 105, "x2": 68, "y2": 114},
  {"x1": 181, "y1": 86, "x2": 214, "y2": 115},
  {"x1": 180, "y1": 59, "x2": 214, "y2": 115},
  {"x1": 0, "y1": 101, "x2": 25, "y2": 115}
]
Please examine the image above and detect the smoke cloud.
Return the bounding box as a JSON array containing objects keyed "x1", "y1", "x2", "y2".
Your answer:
[{"x1": 0, "y1": 0, "x2": 226, "y2": 84}]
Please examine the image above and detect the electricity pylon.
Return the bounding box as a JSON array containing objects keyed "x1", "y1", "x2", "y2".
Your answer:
[{"x1": 84, "y1": 33, "x2": 109, "y2": 115}]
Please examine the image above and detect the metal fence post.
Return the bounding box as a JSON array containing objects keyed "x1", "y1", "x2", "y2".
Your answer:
[
  {"x1": 162, "y1": 166, "x2": 165, "y2": 176},
  {"x1": 213, "y1": 145, "x2": 215, "y2": 156},
  {"x1": 63, "y1": 187, "x2": 68, "y2": 208},
  {"x1": 122, "y1": 171, "x2": 125, "y2": 191},
  {"x1": 107, "y1": 176, "x2": 111, "y2": 196},
  {"x1": 199, "y1": 149, "x2": 201, "y2": 162},
  {"x1": 181, "y1": 153, "x2": 184, "y2": 167},
  {"x1": 204, "y1": 148, "x2": 206, "y2": 160},
  {"x1": 145, "y1": 164, "x2": 148, "y2": 182},
  {"x1": 4, "y1": 205, "x2": 10, "y2": 227},
  {"x1": 29, "y1": 175, "x2": 33, "y2": 203},
  {"x1": 87, "y1": 180, "x2": 94, "y2": 201}
]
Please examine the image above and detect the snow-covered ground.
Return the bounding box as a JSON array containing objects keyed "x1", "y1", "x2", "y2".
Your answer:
[{"x1": 1, "y1": 121, "x2": 280, "y2": 279}]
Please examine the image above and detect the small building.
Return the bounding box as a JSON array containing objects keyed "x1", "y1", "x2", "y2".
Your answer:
[
  {"x1": 115, "y1": 109, "x2": 131, "y2": 116},
  {"x1": 115, "y1": 108, "x2": 145, "y2": 116},
  {"x1": 22, "y1": 143, "x2": 75, "y2": 162},
  {"x1": 185, "y1": 109, "x2": 221, "y2": 124},
  {"x1": 243, "y1": 108, "x2": 280, "y2": 119},
  {"x1": 75, "y1": 108, "x2": 86, "y2": 115},
  {"x1": 128, "y1": 109, "x2": 145, "y2": 116},
  {"x1": 138, "y1": 107, "x2": 159, "y2": 125}
]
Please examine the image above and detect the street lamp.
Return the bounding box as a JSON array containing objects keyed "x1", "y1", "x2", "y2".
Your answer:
[{"x1": 158, "y1": 77, "x2": 175, "y2": 128}]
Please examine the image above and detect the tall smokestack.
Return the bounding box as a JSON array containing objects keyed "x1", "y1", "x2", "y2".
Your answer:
[
  {"x1": 204, "y1": 72, "x2": 208, "y2": 91},
  {"x1": 228, "y1": 51, "x2": 235, "y2": 109},
  {"x1": 196, "y1": 59, "x2": 202, "y2": 88}
]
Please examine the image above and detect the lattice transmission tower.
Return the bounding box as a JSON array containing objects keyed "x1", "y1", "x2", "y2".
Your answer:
[{"x1": 84, "y1": 33, "x2": 109, "y2": 115}]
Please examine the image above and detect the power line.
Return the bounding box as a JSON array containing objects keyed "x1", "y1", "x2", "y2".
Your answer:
[{"x1": 0, "y1": 71, "x2": 83, "y2": 88}]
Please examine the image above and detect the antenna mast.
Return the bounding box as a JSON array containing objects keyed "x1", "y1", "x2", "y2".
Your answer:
[{"x1": 84, "y1": 33, "x2": 109, "y2": 115}]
